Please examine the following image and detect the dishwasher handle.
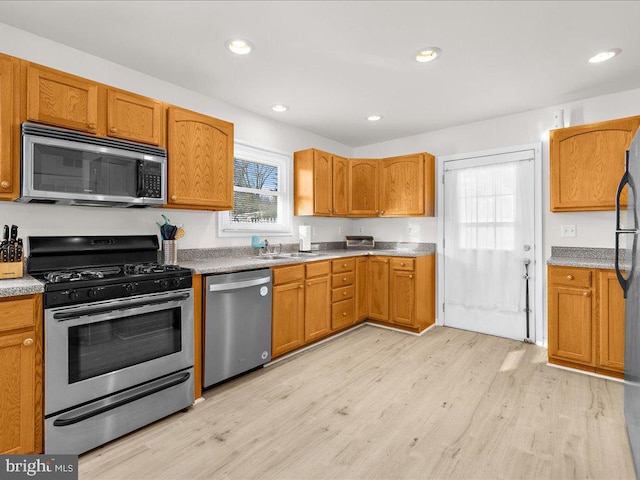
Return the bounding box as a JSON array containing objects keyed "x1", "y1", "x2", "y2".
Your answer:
[{"x1": 208, "y1": 276, "x2": 271, "y2": 292}]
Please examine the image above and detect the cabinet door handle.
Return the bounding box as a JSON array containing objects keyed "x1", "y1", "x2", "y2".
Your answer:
[
  {"x1": 343, "y1": 277, "x2": 347, "y2": 281},
  {"x1": 23, "y1": 338, "x2": 34, "y2": 347},
  {"x1": 171, "y1": 195, "x2": 177, "y2": 201},
  {"x1": 342, "y1": 312, "x2": 347, "y2": 316},
  {"x1": 342, "y1": 291, "x2": 347, "y2": 296},
  {"x1": 385, "y1": 260, "x2": 388, "y2": 263},
  {"x1": 400, "y1": 262, "x2": 405, "y2": 266},
  {"x1": 0, "y1": 180, "x2": 9, "y2": 189},
  {"x1": 567, "y1": 275, "x2": 574, "y2": 280},
  {"x1": 583, "y1": 291, "x2": 590, "y2": 297},
  {"x1": 409, "y1": 275, "x2": 413, "y2": 279},
  {"x1": 381, "y1": 210, "x2": 385, "y2": 215},
  {"x1": 343, "y1": 263, "x2": 347, "y2": 267},
  {"x1": 110, "y1": 127, "x2": 118, "y2": 133},
  {"x1": 375, "y1": 209, "x2": 379, "y2": 213},
  {"x1": 88, "y1": 123, "x2": 97, "y2": 131},
  {"x1": 307, "y1": 282, "x2": 311, "y2": 286}
]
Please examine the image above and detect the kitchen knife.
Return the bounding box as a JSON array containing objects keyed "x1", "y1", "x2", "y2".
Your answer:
[
  {"x1": 2, "y1": 225, "x2": 7, "y2": 243},
  {"x1": 9, "y1": 225, "x2": 17, "y2": 242},
  {"x1": 16, "y1": 239, "x2": 23, "y2": 262}
]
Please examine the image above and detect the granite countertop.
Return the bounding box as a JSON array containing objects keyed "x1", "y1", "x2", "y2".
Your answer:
[
  {"x1": 547, "y1": 246, "x2": 629, "y2": 270},
  {"x1": 0, "y1": 275, "x2": 45, "y2": 298},
  {"x1": 180, "y1": 246, "x2": 436, "y2": 275}
]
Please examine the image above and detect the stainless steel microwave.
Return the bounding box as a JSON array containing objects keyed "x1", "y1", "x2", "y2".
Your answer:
[{"x1": 18, "y1": 123, "x2": 167, "y2": 207}]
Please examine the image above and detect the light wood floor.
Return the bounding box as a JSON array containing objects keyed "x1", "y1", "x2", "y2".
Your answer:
[{"x1": 80, "y1": 326, "x2": 635, "y2": 480}]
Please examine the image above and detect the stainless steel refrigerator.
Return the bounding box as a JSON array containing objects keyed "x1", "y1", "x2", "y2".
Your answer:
[{"x1": 616, "y1": 129, "x2": 640, "y2": 476}]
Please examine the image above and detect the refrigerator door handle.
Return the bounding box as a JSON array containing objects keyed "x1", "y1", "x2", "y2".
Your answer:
[
  {"x1": 616, "y1": 170, "x2": 629, "y2": 231},
  {"x1": 615, "y1": 231, "x2": 628, "y2": 298}
]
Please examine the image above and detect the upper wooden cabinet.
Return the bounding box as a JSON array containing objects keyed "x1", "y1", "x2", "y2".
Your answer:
[
  {"x1": 380, "y1": 153, "x2": 435, "y2": 217},
  {"x1": 294, "y1": 149, "x2": 435, "y2": 217},
  {"x1": 106, "y1": 89, "x2": 163, "y2": 145},
  {"x1": 349, "y1": 159, "x2": 379, "y2": 216},
  {"x1": 332, "y1": 156, "x2": 349, "y2": 216},
  {"x1": 550, "y1": 116, "x2": 640, "y2": 211},
  {"x1": 166, "y1": 106, "x2": 234, "y2": 210},
  {"x1": 294, "y1": 149, "x2": 344, "y2": 216},
  {"x1": 26, "y1": 63, "x2": 100, "y2": 134},
  {"x1": 0, "y1": 54, "x2": 19, "y2": 201}
]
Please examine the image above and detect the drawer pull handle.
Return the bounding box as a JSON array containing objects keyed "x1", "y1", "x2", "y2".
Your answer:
[
  {"x1": 23, "y1": 338, "x2": 34, "y2": 347},
  {"x1": 342, "y1": 312, "x2": 347, "y2": 316},
  {"x1": 299, "y1": 285, "x2": 304, "y2": 289},
  {"x1": 343, "y1": 277, "x2": 347, "y2": 281},
  {"x1": 567, "y1": 275, "x2": 574, "y2": 280},
  {"x1": 409, "y1": 275, "x2": 413, "y2": 279},
  {"x1": 401, "y1": 262, "x2": 405, "y2": 266},
  {"x1": 343, "y1": 263, "x2": 347, "y2": 267},
  {"x1": 342, "y1": 291, "x2": 347, "y2": 296},
  {"x1": 583, "y1": 291, "x2": 591, "y2": 297}
]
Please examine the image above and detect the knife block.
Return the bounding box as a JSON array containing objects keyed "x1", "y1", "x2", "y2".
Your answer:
[{"x1": 0, "y1": 261, "x2": 23, "y2": 279}]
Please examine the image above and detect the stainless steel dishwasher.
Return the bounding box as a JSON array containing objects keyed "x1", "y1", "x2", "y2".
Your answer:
[{"x1": 204, "y1": 269, "x2": 272, "y2": 388}]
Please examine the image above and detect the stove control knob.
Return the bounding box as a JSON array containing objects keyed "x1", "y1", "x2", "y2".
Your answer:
[
  {"x1": 159, "y1": 279, "x2": 169, "y2": 289},
  {"x1": 172, "y1": 278, "x2": 181, "y2": 288},
  {"x1": 87, "y1": 288, "x2": 99, "y2": 298},
  {"x1": 124, "y1": 283, "x2": 135, "y2": 294},
  {"x1": 69, "y1": 290, "x2": 80, "y2": 301}
]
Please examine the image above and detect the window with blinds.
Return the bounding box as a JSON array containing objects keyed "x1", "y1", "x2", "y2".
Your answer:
[{"x1": 219, "y1": 143, "x2": 292, "y2": 236}]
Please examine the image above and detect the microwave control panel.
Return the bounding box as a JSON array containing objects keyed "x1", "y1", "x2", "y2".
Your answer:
[{"x1": 138, "y1": 161, "x2": 163, "y2": 198}]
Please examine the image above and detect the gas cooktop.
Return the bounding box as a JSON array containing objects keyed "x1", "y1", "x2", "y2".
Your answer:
[{"x1": 27, "y1": 236, "x2": 193, "y2": 308}]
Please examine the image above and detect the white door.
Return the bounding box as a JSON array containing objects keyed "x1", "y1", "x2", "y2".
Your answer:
[{"x1": 443, "y1": 149, "x2": 535, "y2": 341}]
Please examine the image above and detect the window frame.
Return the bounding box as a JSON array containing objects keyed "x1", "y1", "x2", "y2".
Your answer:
[{"x1": 218, "y1": 142, "x2": 292, "y2": 237}]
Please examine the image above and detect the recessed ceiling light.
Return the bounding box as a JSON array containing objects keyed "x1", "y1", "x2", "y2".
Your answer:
[
  {"x1": 226, "y1": 39, "x2": 253, "y2": 55},
  {"x1": 367, "y1": 115, "x2": 382, "y2": 122},
  {"x1": 588, "y1": 48, "x2": 621, "y2": 64},
  {"x1": 272, "y1": 104, "x2": 289, "y2": 113},
  {"x1": 415, "y1": 47, "x2": 442, "y2": 63}
]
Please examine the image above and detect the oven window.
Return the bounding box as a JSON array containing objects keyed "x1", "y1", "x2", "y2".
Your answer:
[
  {"x1": 33, "y1": 144, "x2": 137, "y2": 197},
  {"x1": 68, "y1": 308, "x2": 182, "y2": 383}
]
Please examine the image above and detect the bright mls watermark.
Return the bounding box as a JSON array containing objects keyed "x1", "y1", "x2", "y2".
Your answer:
[{"x1": 0, "y1": 456, "x2": 77, "y2": 480}]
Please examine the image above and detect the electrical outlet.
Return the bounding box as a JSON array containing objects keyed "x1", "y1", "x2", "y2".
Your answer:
[
  {"x1": 356, "y1": 226, "x2": 364, "y2": 234},
  {"x1": 561, "y1": 225, "x2": 576, "y2": 238}
]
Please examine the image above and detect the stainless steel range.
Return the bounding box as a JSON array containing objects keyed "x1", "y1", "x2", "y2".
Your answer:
[{"x1": 27, "y1": 235, "x2": 194, "y2": 455}]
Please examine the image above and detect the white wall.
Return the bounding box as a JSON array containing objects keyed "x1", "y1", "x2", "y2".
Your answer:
[
  {"x1": 0, "y1": 23, "x2": 353, "y2": 249},
  {"x1": 353, "y1": 88, "x2": 640, "y2": 259}
]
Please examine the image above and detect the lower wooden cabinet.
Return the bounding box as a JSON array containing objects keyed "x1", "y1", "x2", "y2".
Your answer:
[
  {"x1": 0, "y1": 294, "x2": 42, "y2": 454},
  {"x1": 271, "y1": 255, "x2": 436, "y2": 357},
  {"x1": 304, "y1": 274, "x2": 331, "y2": 342},
  {"x1": 272, "y1": 278, "x2": 305, "y2": 358},
  {"x1": 548, "y1": 266, "x2": 625, "y2": 378},
  {"x1": 368, "y1": 257, "x2": 390, "y2": 321}
]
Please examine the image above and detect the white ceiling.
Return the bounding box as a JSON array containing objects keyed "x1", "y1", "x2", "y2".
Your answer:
[{"x1": 1, "y1": 1, "x2": 639, "y2": 147}]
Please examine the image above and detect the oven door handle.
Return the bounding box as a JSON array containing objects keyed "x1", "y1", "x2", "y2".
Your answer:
[
  {"x1": 52, "y1": 371, "x2": 191, "y2": 427},
  {"x1": 52, "y1": 293, "x2": 191, "y2": 320}
]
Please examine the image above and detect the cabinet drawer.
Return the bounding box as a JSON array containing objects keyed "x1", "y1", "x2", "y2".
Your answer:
[
  {"x1": 332, "y1": 258, "x2": 355, "y2": 273},
  {"x1": 306, "y1": 260, "x2": 330, "y2": 279},
  {"x1": 0, "y1": 296, "x2": 36, "y2": 333},
  {"x1": 332, "y1": 272, "x2": 354, "y2": 288},
  {"x1": 549, "y1": 267, "x2": 592, "y2": 288},
  {"x1": 332, "y1": 285, "x2": 354, "y2": 303},
  {"x1": 273, "y1": 265, "x2": 305, "y2": 285},
  {"x1": 332, "y1": 299, "x2": 355, "y2": 330},
  {"x1": 391, "y1": 258, "x2": 414, "y2": 271}
]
